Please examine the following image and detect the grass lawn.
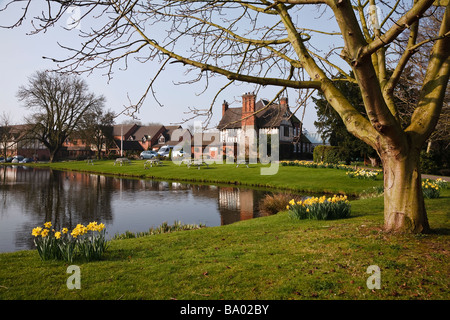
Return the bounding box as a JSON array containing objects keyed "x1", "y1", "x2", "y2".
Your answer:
[
  {"x1": 27, "y1": 159, "x2": 384, "y2": 196},
  {"x1": 0, "y1": 161, "x2": 448, "y2": 300}
]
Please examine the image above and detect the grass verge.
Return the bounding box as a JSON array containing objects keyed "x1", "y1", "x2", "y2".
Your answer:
[
  {"x1": 24, "y1": 159, "x2": 383, "y2": 196},
  {"x1": 0, "y1": 187, "x2": 448, "y2": 300}
]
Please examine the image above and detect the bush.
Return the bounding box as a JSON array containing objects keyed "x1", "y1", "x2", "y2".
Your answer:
[
  {"x1": 259, "y1": 193, "x2": 300, "y2": 216},
  {"x1": 313, "y1": 146, "x2": 343, "y2": 164},
  {"x1": 287, "y1": 195, "x2": 351, "y2": 220},
  {"x1": 420, "y1": 151, "x2": 440, "y2": 175}
]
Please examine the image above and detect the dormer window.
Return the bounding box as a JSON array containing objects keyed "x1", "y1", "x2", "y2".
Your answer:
[{"x1": 158, "y1": 135, "x2": 165, "y2": 143}]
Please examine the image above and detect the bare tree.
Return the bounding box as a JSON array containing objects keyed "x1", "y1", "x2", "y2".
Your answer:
[
  {"x1": 2, "y1": 0, "x2": 449, "y2": 233},
  {"x1": 78, "y1": 106, "x2": 116, "y2": 159},
  {"x1": 17, "y1": 70, "x2": 105, "y2": 162},
  {"x1": 393, "y1": 5, "x2": 449, "y2": 151},
  {"x1": 0, "y1": 112, "x2": 13, "y2": 158}
]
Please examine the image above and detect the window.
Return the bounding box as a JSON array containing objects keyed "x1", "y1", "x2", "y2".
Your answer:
[{"x1": 283, "y1": 126, "x2": 290, "y2": 137}]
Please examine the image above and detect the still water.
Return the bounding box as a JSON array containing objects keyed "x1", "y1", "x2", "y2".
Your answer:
[{"x1": 0, "y1": 166, "x2": 285, "y2": 253}]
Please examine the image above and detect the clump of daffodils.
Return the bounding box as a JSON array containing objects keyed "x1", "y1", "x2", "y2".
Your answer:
[
  {"x1": 31, "y1": 221, "x2": 108, "y2": 262},
  {"x1": 422, "y1": 179, "x2": 443, "y2": 199},
  {"x1": 287, "y1": 195, "x2": 351, "y2": 220},
  {"x1": 346, "y1": 169, "x2": 380, "y2": 180}
]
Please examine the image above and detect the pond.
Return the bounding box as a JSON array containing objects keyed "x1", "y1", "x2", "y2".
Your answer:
[{"x1": 0, "y1": 166, "x2": 299, "y2": 253}]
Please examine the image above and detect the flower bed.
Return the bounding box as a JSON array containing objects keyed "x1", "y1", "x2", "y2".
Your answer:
[
  {"x1": 287, "y1": 195, "x2": 351, "y2": 220},
  {"x1": 31, "y1": 221, "x2": 108, "y2": 262},
  {"x1": 346, "y1": 168, "x2": 381, "y2": 180},
  {"x1": 422, "y1": 179, "x2": 444, "y2": 199},
  {"x1": 280, "y1": 160, "x2": 353, "y2": 170}
]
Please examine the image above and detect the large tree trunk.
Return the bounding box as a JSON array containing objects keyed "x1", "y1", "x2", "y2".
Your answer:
[
  {"x1": 381, "y1": 149, "x2": 430, "y2": 233},
  {"x1": 48, "y1": 145, "x2": 61, "y2": 163}
]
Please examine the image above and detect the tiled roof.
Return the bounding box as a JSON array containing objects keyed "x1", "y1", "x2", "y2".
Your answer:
[
  {"x1": 112, "y1": 124, "x2": 136, "y2": 137},
  {"x1": 217, "y1": 99, "x2": 300, "y2": 130},
  {"x1": 132, "y1": 125, "x2": 164, "y2": 140}
]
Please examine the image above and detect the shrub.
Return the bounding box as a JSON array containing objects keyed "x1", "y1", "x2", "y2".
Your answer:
[
  {"x1": 259, "y1": 193, "x2": 301, "y2": 216},
  {"x1": 313, "y1": 146, "x2": 343, "y2": 164},
  {"x1": 420, "y1": 151, "x2": 440, "y2": 175},
  {"x1": 287, "y1": 195, "x2": 351, "y2": 220}
]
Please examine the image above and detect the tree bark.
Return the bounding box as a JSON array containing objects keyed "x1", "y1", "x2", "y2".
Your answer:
[{"x1": 381, "y1": 148, "x2": 430, "y2": 233}]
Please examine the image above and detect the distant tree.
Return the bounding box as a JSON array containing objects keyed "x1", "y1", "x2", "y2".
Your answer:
[
  {"x1": 0, "y1": 112, "x2": 13, "y2": 158},
  {"x1": 393, "y1": 6, "x2": 449, "y2": 152},
  {"x1": 78, "y1": 106, "x2": 115, "y2": 159},
  {"x1": 17, "y1": 71, "x2": 105, "y2": 162},
  {"x1": 313, "y1": 76, "x2": 377, "y2": 164}
]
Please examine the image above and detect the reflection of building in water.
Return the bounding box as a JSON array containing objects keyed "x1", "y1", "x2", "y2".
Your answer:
[{"x1": 219, "y1": 187, "x2": 267, "y2": 225}]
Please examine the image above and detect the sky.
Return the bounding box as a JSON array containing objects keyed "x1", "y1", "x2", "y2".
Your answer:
[{"x1": 0, "y1": 2, "x2": 339, "y2": 133}]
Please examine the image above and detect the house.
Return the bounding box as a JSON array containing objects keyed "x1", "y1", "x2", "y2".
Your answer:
[
  {"x1": 111, "y1": 124, "x2": 190, "y2": 157},
  {"x1": 217, "y1": 92, "x2": 311, "y2": 159},
  {"x1": 0, "y1": 124, "x2": 49, "y2": 160}
]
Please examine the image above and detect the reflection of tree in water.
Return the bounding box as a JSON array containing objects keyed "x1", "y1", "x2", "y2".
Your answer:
[
  {"x1": 0, "y1": 167, "x2": 114, "y2": 250},
  {"x1": 0, "y1": 166, "x2": 292, "y2": 252},
  {"x1": 48, "y1": 170, "x2": 114, "y2": 229}
]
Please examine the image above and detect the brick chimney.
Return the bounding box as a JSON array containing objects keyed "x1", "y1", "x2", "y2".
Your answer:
[
  {"x1": 280, "y1": 97, "x2": 288, "y2": 107},
  {"x1": 242, "y1": 92, "x2": 256, "y2": 128},
  {"x1": 222, "y1": 100, "x2": 229, "y2": 117}
]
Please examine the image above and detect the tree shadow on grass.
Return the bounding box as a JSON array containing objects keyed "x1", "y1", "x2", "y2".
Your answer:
[{"x1": 428, "y1": 228, "x2": 450, "y2": 235}]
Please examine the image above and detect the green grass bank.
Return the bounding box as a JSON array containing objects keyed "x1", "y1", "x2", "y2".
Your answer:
[
  {"x1": 0, "y1": 189, "x2": 448, "y2": 300},
  {"x1": 0, "y1": 161, "x2": 448, "y2": 300},
  {"x1": 26, "y1": 159, "x2": 384, "y2": 196}
]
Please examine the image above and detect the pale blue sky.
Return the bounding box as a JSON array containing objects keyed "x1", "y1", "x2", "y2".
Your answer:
[{"x1": 0, "y1": 3, "x2": 349, "y2": 132}]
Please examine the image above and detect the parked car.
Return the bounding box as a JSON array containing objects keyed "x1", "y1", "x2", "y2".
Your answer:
[
  {"x1": 19, "y1": 158, "x2": 33, "y2": 163},
  {"x1": 157, "y1": 145, "x2": 173, "y2": 157},
  {"x1": 6, "y1": 157, "x2": 13, "y2": 163},
  {"x1": 11, "y1": 155, "x2": 24, "y2": 163},
  {"x1": 0, "y1": 157, "x2": 5, "y2": 163},
  {"x1": 140, "y1": 150, "x2": 158, "y2": 159}
]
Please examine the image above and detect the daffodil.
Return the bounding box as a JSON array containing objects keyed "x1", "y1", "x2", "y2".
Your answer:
[
  {"x1": 41, "y1": 229, "x2": 49, "y2": 237},
  {"x1": 44, "y1": 221, "x2": 52, "y2": 228},
  {"x1": 32, "y1": 227, "x2": 42, "y2": 237}
]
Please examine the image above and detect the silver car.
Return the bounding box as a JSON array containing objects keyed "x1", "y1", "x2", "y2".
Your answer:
[{"x1": 140, "y1": 150, "x2": 158, "y2": 159}]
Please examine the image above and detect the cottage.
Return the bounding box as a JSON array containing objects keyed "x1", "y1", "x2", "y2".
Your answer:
[{"x1": 217, "y1": 92, "x2": 311, "y2": 159}]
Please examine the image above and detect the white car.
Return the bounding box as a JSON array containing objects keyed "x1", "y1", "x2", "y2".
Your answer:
[{"x1": 157, "y1": 145, "x2": 173, "y2": 157}]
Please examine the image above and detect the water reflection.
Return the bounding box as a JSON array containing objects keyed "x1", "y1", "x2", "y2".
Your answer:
[{"x1": 0, "y1": 166, "x2": 275, "y2": 253}]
